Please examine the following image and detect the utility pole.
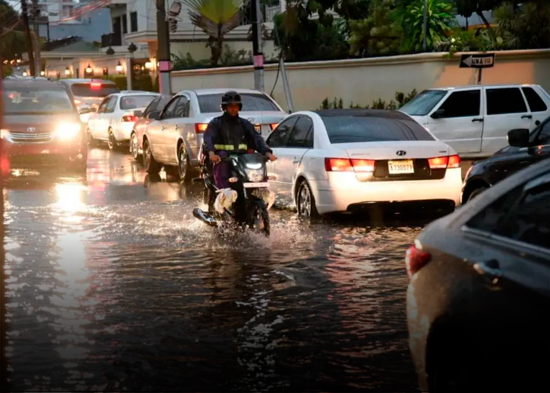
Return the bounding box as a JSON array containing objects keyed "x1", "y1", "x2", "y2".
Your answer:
[
  {"x1": 155, "y1": 0, "x2": 171, "y2": 95},
  {"x1": 31, "y1": 0, "x2": 42, "y2": 75},
  {"x1": 422, "y1": 0, "x2": 428, "y2": 52},
  {"x1": 251, "y1": 0, "x2": 264, "y2": 91},
  {"x1": 21, "y1": 0, "x2": 36, "y2": 76}
]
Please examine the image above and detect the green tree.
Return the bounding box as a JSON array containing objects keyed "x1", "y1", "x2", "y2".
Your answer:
[
  {"x1": 349, "y1": 0, "x2": 403, "y2": 56},
  {"x1": 401, "y1": 0, "x2": 455, "y2": 51},
  {"x1": 182, "y1": 0, "x2": 243, "y2": 66},
  {"x1": 0, "y1": 0, "x2": 28, "y2": 62},
  {"x1": 494, "y1": 1, "x2": 550, "y2": 49}
]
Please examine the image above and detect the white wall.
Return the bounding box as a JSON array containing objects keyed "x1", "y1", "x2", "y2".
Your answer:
[{"x1": 171, "y1": 50, "x2": 550, "y2": 111}]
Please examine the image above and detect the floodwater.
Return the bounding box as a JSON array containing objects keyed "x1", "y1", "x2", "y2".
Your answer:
[{"x1": 2, "y1": 147, "x2": 426, "y2": 392}]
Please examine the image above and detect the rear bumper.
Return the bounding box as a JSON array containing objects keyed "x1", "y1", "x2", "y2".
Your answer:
[
  {"x1": 312, "y1": 168, "x2": 462, "y2": 215},
  {"x1": 113, "y1": 122, "x2": 134, "y2": 142},
  {"x1": 4, "y1": 140, "x2": 86, "y2": 170}
]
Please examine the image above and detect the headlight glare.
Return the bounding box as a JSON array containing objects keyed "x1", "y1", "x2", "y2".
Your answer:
[{"x1": 55, "y1": 122, "x2": 81, "y2": 140}]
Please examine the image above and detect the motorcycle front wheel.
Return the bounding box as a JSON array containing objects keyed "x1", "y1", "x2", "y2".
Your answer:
[{"x1": 250, "y1": 202, "x2": 270, "y2": 237}]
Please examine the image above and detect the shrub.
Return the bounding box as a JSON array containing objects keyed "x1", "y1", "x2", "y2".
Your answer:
[{"x1": 320, "y1": 89, "x2": 418, "y2": 110}]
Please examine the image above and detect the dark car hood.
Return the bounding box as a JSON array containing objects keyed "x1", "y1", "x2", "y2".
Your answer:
[{"x1": 493, "y1": 145, "x2": 521, "y2": 157}]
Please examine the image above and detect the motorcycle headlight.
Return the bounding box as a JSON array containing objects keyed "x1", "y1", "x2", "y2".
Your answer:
[
  {"x1": 245, "y1": 168, "x2": 264, "y2": 182},
  {"x1": 55, "y1": 122, "x2": 82, "y2": 141}
]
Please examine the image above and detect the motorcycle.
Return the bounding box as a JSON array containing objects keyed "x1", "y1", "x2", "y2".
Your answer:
[{"x1": 193, "y1": 147, "x2": 273, "y2": 237}]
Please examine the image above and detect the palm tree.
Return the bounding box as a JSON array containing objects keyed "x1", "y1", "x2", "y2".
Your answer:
[{"x1": 183, "y1": 0, "x2": 244, "y2": 66}]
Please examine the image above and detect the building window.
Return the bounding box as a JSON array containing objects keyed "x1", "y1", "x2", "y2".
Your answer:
[
  {"x1": 130, "y1": 12, "x2": 138, "y2": 32},
  {"x1": 122, "y1": 14, "x2": 128, "y2": 34}
]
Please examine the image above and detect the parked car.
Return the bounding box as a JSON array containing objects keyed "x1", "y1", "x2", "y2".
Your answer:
[
  {"x1": 142, "y1": 88, "x2": 286, "y2": 180},
  {"x1": 130, "y1": 94, "x2": 172, "y2": 161},
  {"x1": 263, "y1": 109, "x2": 462, "y2": 216},
  {"x1": 59, "y1": 79, "x2": 120, "y2": 123},
  {"x1": 400, "y1": 84, "x2": 550, "y2": 158},
  {"x1": 87, "y1": 91, "x2": 159, "y2": 150},
  {"x1": 461, "y1": 114, "x2": 550, "y2": 203},
  {"x1": 1, "y1": 78, "x2": 87, "y2": 173},
  {"x1": 406, "y1": 158, "x2": 550, "y2": 393}
]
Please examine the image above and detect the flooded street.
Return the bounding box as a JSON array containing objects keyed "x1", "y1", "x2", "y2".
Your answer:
[{"x1": 3, "y1": 147, "x2": 424, "y2": 392}]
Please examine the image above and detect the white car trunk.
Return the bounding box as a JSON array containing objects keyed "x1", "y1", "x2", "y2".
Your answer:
[{"x1": 335, "y1": 141, "x2": 451, "y2": 160}]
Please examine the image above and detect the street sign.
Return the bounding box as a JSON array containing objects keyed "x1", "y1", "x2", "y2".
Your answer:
[{"x1": 460, "y1": 53, "x2": 495, "y2": 68}]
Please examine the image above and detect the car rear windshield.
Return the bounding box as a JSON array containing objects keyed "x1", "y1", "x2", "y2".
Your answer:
[
  {"x1": 3, "y1": 86, "x2": 74, "y2": 114},
  {"x1": 198, "y1": 93, "x2": 280, "y2": 113},
  {"x1": 400, "y1": 90, "x2": 447, "y2": 116},
  {"x1": 120, "y1": 95, "x2": 157, "y2": 110},
  {"x1": 322, "y1": 116, "x2": 435, "y2": 143},
  {"x1": 70, "y1": 83, "x2": 119, "y2": 97}
]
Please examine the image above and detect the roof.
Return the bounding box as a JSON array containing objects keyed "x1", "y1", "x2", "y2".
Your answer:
[
  {"x1": 314, "y1": 109, "x2": 412, "y2": 120},
  {"x1": 187, "y1": 88, "x2": 263, "y2": 96},
  {"x1": 427, "y1": 84, "x2": 540, "y2": 91},
  {"x1": 60, "y1": 79, "x2": 118, "y2": 85}
]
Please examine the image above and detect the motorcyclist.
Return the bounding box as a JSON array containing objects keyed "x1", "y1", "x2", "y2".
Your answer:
[{"x1": 203, "y1": 91, "x2": 277, "y2": 190}]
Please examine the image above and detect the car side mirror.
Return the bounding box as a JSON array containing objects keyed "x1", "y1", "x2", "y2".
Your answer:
[
  {"x1": 507, "y1": 128, "x2": 530, "y2": 148},
  {"x1": 134, "y1": 110, "x2": 143, "y2": 118},
  {"x1": 431, "y1": 109, "x2": 445, "y2": 119},
  {"x1": 79, "y1": 105, "x2": 92, "y2": 115},
  {"x1": 148, "y1": 111, "x2": 160, "y2": 120}
]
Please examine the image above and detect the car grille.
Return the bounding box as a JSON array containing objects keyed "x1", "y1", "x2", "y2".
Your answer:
[
  {"x1": 372, "y1": 159, "x2": 446, "y2": 181},
  {"x1": 9, "y1": 132, "x2": 54, "y2": 143}
]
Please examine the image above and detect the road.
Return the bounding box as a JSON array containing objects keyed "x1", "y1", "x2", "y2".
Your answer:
[{"x1": 2, "y1": 147, "x2": 430, "y2": 392}]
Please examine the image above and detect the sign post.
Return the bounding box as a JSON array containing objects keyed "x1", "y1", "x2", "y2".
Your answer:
[{"x1": 459, "y1": 53, "x2": 495, "y2": 85}]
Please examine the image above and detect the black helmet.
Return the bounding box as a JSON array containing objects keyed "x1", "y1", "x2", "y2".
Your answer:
[{"x1": 221, "y1": 91, "x2": 242, "y2": 111}]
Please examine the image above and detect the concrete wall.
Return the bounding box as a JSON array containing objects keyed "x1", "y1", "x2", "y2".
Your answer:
[{"x1": 171, "y1": 50, "x2": 550, "y2": 111}]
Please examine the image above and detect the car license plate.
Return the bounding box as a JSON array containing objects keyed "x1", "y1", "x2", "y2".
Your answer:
[
  {"x1": 244, "y1": 182, "x2": 269, "y2": 188},
  {"x1": 388, "y1": 160, "x2": 414, "y2": 174}
]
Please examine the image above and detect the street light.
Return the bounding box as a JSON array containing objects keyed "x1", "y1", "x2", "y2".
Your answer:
[
  {"x1": 85, "y1": 64, "x2": 93, "y2": 74},
  {"x1": 65, "y1": 67, "x2": 71, "y2": 76},
  {"x1": 22, "y1": 71, "x2": 28, "y2": 77},
  {"x1": 40, "y1": 70, "x2": 45, "y2": 76},
  {"x1": 145, "y1": 61, "x2": 153, "y2": 70},
  {"x1": 116, "y1": 61, "x2": 123, "y2": 74}
]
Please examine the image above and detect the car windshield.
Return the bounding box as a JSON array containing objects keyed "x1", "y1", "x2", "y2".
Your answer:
[
  {"x1": 70, "y1": 83, "x2": 119, "y2": 98},
  {"x1": 322, "y1": 116, "x2": 435, "y2": 144},
  {"x1": 198, "y1": 93, "x2": 280, "y2": 113},
  {"x1": 3, "y1": 86, "x2": 74, "y2": 114},
  {"x1": 120, "y1": 95, "x2": 157, "y2": 110},
  {"x1": 400, "y1": 90, "x2": 447, "y2": 116}
]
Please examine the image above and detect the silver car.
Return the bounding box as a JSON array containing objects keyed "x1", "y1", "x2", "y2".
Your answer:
[
  {"x1": 142, "y1": 88, "x2": 287, "y2": 180},
  {"x1": 59, "y1": 79, "x2": 120, "y2": 123}
]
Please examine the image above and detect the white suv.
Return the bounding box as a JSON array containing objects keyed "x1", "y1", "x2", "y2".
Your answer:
[{"x1": 400, "y1": 84, "x2": 550, "y2": 158}]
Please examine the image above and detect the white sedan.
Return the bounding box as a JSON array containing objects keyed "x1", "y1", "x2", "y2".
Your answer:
[
  {"x1": 87, "y1": 91, "x2": 159, "y2": 150},
  {"x1": 265, "y1": 109, "x2": 462, "y2": 216}
]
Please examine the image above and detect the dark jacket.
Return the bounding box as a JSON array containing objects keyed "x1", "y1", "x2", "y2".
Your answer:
[{"x1": 204, "y1": 113, "x2": 272, "y2": 155}]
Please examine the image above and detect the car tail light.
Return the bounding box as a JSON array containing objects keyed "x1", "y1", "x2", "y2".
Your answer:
[
  {"x1": 325, "y1": 158, "x2": 353, "y2": 172},
  {"x1": 122, "y1": 115, "x2": 137, "y2": 122},
  {"x1": 0, "y1": 155, "x2": 10, "y2": 176},
  {"x1": 325, "y1": 158, "x2": 375, "y2": 172},
  {"x1": 428, "y1": 156, "x2": 449, "y2": 169},
  {"x1": 270, "y1": 123, "x2": 279, "y2": 130},
  {"x1": 350, "y1": 159, "x2": 375, "y2": 172},
  {"x1": 90, "y1": 82, "x2": 101, "y2": 89},
  {"x1": 195, "y1": 123, "x2": 208, "y2": 134},
  {"x1": 405, "y1": 243, "x2": 431, "y2": 279},
  {"x1": 448, "y1": 155, "x2": 461, "y2": 168}
]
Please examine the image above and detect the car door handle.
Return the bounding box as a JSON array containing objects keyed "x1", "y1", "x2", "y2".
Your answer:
[
  {"x1": 473, "y1": 259, "x2": 501, "y2": 282},
  {"x1": 472, "y1": 118, "x2": 484, "y2": 123},
  {"x1": 522, "y1": 115, "x2": 532, "y2": 119}
]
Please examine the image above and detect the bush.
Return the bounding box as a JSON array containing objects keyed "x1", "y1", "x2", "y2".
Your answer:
[
  {"x1": 321, "y1": 89, "x2": 418, "y2": 110},
  {"x1": 94, "y1": 75, "x2": 128, "y2": 90}
]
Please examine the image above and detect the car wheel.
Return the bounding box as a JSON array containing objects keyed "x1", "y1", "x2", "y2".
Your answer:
[
  {"x1": 296, "y1": 180, "x2": 319, "y2": 219},
  {"x1": 87, "y1": 129, "x2": 97, "y2": 147},
  {"x1": 165, "y1": 166, "x2": 180, "y2": 180},
  {"x1": 430, "y1": 337, "x2": 478, "y2": 393},
  {"x1": 467, "y1": 187, "x2": 488, "y2": 203},
  {"x1": 130, "y1": 132, "x2": 140, "y2": 160},
  {"x1": 107, "y1": 128, "x2": 117, "y2": 151},
  {"x1": 178, "y1": 143, "x2": 192, "y2": 181},
  {"x1": 143, "y1": 139, "x2": 161, "y2": 175}
]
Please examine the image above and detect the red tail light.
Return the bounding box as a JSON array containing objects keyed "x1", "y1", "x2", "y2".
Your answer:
[
  {"x1": 448, "y1": 154, "x2": 461, "y2": 168},
  {"x1": 122, "y1": 115, "x2": 137, "y2": 122},
  {"x1": 195, "y1": 123, "x2": 208, "y2": 134},
  {"x1": 405, "y1": 243, "x2": 431, "y2": 278},
  {"x1": 270, "y1": 123, "x2": 279, "y2": 130},
  {"x1": 325, "y1": 158, "x2": 375, "y2": 172},
  {"x1": 428, "y1": 156, "x2": 449, "y2": 169},
  {"x1": 0, "y1": 155, "x2": 10, "y2": 177},
  {"x1": 90, "y1": 82, "x2": 101, "y2": 89}
]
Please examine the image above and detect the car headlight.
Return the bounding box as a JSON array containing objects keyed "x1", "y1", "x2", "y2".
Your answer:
[
  {"x1": 245, "y1": 168, "x2": 264, "y2": 182},
  {"x1": 55, "y1": 122, "x2": 82, "y2": 140}
]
